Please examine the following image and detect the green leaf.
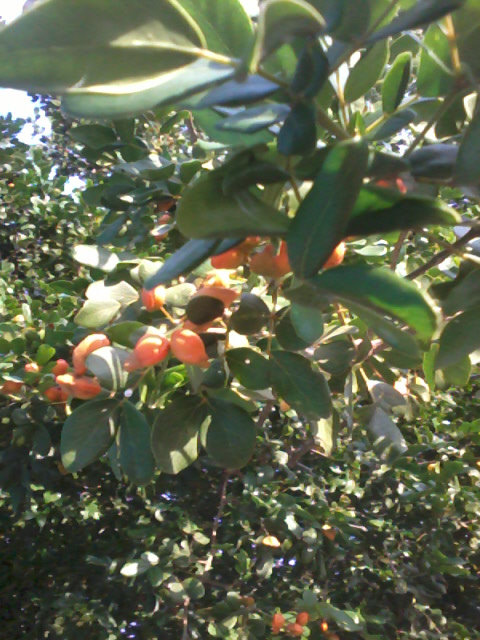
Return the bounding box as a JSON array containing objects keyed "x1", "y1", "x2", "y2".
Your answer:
[
  {"x1": 345, "y1": 188, "x2": 460, "y2": 237},
  {"x1": 277, "y1": 101, "x2": 317, "y2": 156},
  {"x1": 329, "y1": 0, "x2": 371, "y2": 42},
  {"x1": 382, "y1": 52, "x2": 412, "y2": 114},
  {"x1": 286, "y1": 265, "x2": 438, "y2": 341},
  {"x1": 456, "y1": 107, "x2": 480, "y2": 185},
  {"x1": 74, "y1": 300, "x2": 121, "y2": 329},
  {"x1": 349, "y1": 302, "x2": 421, "y2": 358},
  {"x1": 417, "y1": 24, "x2": 454, "y2": 97},
  {"x1": 85, "y1": 346, "x2": 130, "y2": 392},
  {"x1": 106, "y1": 322, "x2": 145, "y2": 348},
  {"x1": 270, "y1": 351, "x2": 332, "y2": 419},
  {"x1": 275, "y1": 309, "x2": 311, "y2": 350},
  {"x1": 165, "y1": 283, "x2": 197, "y2": 307},
  {"x1": 195, "y1": 75, "x2": 279, "y2": 108},
  {"x1": 315, "y1": 603, "x2": 363, "y2": 632},
  {"x1": 222, "y1": 161, "x2": 289, "y2": 195},
  {"x1": 118, "y1": 402, "x2": 155, "y2": 485},
  {"x1": 250, "y1": 0, "x2": 326, "y2": 69},
  {"x1": 290, "y1": 40, "x2": 329, "y2": 98},
  {"x1": 437, "y1": 355, "x2": 472, "y2": 388},
  {"x1": 344, "y1": 40, "x2": 389, "y2": 104},
  {"x1": 443, "y1": 269, "x2": 480, "y2": 315},
  {"x1": 0, "y1": 0, "x2": 206, "y2": 93},
  {"x1": 61, "y1": 400, "x2": 119, "y2": 473},
  {"x1": 177, "y1": 0, "x2": 253, "y2": 58},
  {"x1": 176, "y1": 171, "x2": 290, "y2": 239},
  {"x1": 152, "y1": 395, "x2": 208, "y2": 474},
  {"x1": 229, "y1": 293, "x2": 271, "y2": 335},
  {"x1": 62, "y1": 60, "x2": 235, "y2": 120},
  {"x1": 70, "y1": 125, "x2": 117, "y2": 150},
  {"x1": 436, "y1": 305, "x2": 480, "y2": 368},
  {"x1": 368, "y1": 108, "x2": 416, "y2": 140},
  {"x1": 226, "y1": 348, "x2": 271, "y2": 390},
  {"x1": 35, "y1": 344, "x2": 56, "y2": 366},
  {"x1": 367, "y1": 0, "x2": 464, "y2": 44},
  {"x1": 367, "y1": 407, "x2": 408, "y2": 462},
  {"x1": 86, "y1": 280, "x2": 139, "y2": 306},
  {"x1": 205, "y1": 399, "x2": 257, "y2": 469},
  {"x1": 72, "y1": 244, "x2": 119, "y2": 272},
  {"x1": 290, "y1": 303, "x2": 324, "y2": 344},
  {"x1": 216, "y1": 104, "x2": 290, "y2": 133},
  {"x1": 287, "y1": 141, "x2": 369, "y2": 278},
  {"x1": 144, "y1": 239, "x2": 221, "y2": 289},
  {"x1": 423, "y1": 343, "x2": 439, "y2": 390},
  {"x1": 409, "y1": 144, "x2": 458, "y2": 180}
]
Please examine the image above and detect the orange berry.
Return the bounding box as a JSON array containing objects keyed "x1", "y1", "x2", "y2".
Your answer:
[
  {"x1": 279, "y1": 400, "x2": 291, "y2": 412},
  {"x1": 44, "y1": 386, "x2": 69, "y2": 403},
  {"x1": 272, "y1": 613, "x2": 285, "y2": 634},
  {"x1": 323, "y1": 242, "x2": 346, "y2": 269},
  {"x1": 128, "y1": 334, "x2": 170, "y2": 369},
  {"x1": 320, "y1": 620, "x2": 329, "y2": 633},
  {"x1": 56, "y1": 373, "x2": 102, "y2": 400},
  {"x1": 0, "y1": 380, "x2": 23, "y2": 395},
  {"x1": 296, "y1": 612, "x2": 309, "y2": 626},
  {"x1": 250, "y1": 241, "x2": 291, "y2": 279},
  {"x1": 170, "y1": 329, "x2": 210, "y2": 368},
  {"x1": 241, "y1": 596, "x2": 255, "y2": 607},
  {"x1": 211, "y1": 248, "x2": 247, "y2": 270},
  {"x1": 51, "y1": 359, "x2": 69, "y2": 376},
  {"x1": 72, "y1": 334, "x2": 111, "y2": 375},
  {"x1": 192, "y1": 286, "x2": 238, "y2": 308},
  {"x1": 141, "y1": 285, "x2": 166, "y2": 312},
  {"x1": 24, "y1": 362, "x2": 40, "y2": 373},
  {"x1": 239, "y1": 236, "x2": 262, "y2": 252},
  {"x1": 286, "y1": 623, "x2": 304, "y2": 637},
  {"x1": 203, "y1": 271, "x2": 231, "y2": 288}
]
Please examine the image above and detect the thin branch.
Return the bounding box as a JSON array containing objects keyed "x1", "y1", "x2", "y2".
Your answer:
[
  {"x1": 316, "y1": 105, "x2": 351, "y2": 140},
  {"x1": 405, "y1": 92, "x2": 457, "y2": 157},
  {"x1": 181, "y1": 597, "x2": 191, "y2": 640},
  {"x1": 204, "y1": 473, "x2": 231, "y2": 572},
  {"x1": 390, "y1": 231, "x2": 409, "y2": 270},
  {"x1": 406, "y1": 227, "x2": 480, "y2": 280},
  {"x1": 444, "y1": 14, "x2": 462, "y2": 76}
]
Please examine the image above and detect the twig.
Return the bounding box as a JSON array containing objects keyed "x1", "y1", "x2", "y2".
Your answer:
[
  {"x1": 406, "y1": 227, "x2": 480, "y2": 280},
  {"x1": 390, "y1": 231, "x2": 409, "y2": 270},
  {"x1": 181, "y1": 596, "x2": 191, "y2": 640},
  {"x1": 204, "y1": 473, "x2": 231, "y2": 572},
  {"x1": 405, "y1": 92, "x2": 457, "y2": 157},
  {"x1": 444, "y1": 14, "x2": 462, "y2": 76}
]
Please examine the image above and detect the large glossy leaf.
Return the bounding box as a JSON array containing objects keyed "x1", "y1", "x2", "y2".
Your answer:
[
  {"x1": 270, "y1": 351, "x2": 332, "y2": 419},
  {"x1": 222, "y1": 161, "x2": 289, "y2": 195},
  {"x1": 144, "y1": 239, "x2": 221, "y2": 289},
  {"x1": 119, "y1": 402, "x2": 155, "y2": 485},
  {"x1": 345, "y1": 188, "x2": 460, "y2": 237},
  {"x1": 70, "y1": 124, "x2": 117, "y2": 150},
  {"x1": 229, "y1": 293, "x2": 271, "y2": 335},
  {"x1": 85, "y1": 346, "x2": 130, "y2": 392},
  {"x1": 226, "y1": 348, "x2": 271, "y2": 390},
  {"x1": 409, "y1": 144, "x2": 458, "y2": 180},
  {"x1": 382, "y1": 52, "x2": 412, "y2": 114},
  {"x1": 216, "y1": 104, "x2": 290, "y2": 133},
  {"x1": 177, "y1": 0, "x2": 253, "y2": 58},
  {"x1": 456, "y1": 107, "x2": 480, "y2": 185},
  {"x1": 277, "y1": 101, "x2": 317, "y2": 156},
  {"x1": 250, "y1": 0, "x2": 326, "y2": 69},
  {"x1": 62, "y1": 60, "x2": 235, "y2": 119},
  {"x1": 368, "y1": 108, "x2": 416, "y2": 140},
  {"x1": 286, "y1": 265, "x2": 438, "y2": 341},
  {"x1": 74, "y1": 300, "x2": 121, "y2": 329},
  {"x1": 176, "y1": 171, "x2": 290, "y2": 238},
  {"x1": 287, "y1": 141, "x2": 369, "y2": 278},
  {"x1": 72, "y1": 245, "x2": 119, "y2": 272},
  {"x1": 417, "y1": 25, "x2": 454, "y2": 97},
  {"x1": 436, "y1": 305, "x2": 480, "y2": 368},
  {"x1": 152, "y1": 395, "x2": 208, "y2": 474},
  {"x1": 367, "y1": 0, "x2": 464, "y2": 45},
  {"x1": 0, "y1": 0, "x2": 206, "y2": 93},
  {"x1": 61, "y1": 400, "x2": 119, "y2": 473},
  {"x1": 290, "y1": 40, "x2": 329, "y2": 98},
  {"x1": 344, "y1": 40, "x2": 389, "y2": 104},
  {"x1": 367, "y1": 407, "x2": 407, "y2": 462},
  {"x1": 443, "y1": 269, "x2": 480, "y2": 315},
  {"x1": 195, "y1": 75, "x2": 280, "y2": 108},
  {"x1": 205, "y1": 399, "x2": 257, "y2": 469}
]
